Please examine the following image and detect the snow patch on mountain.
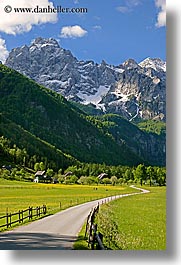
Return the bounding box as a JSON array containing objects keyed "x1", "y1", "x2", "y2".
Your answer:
[
  {"x1": 77, "y1": 85, "x2": 110, "y2": 107},
  {"x1": 139, "y1": 57, "x2": 166, "y2": 72},
  {"x1": 5, "y1": 37, "x2": 166, "y2": 121}
]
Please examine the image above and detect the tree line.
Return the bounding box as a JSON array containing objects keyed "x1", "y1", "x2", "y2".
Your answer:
[
  {"x1": 60, "y1": 163, "x2": 166, "y2": 186},
  {"x1": 0, "y1": 135, "x2": 72, "y2": 171},
  {"x1": 0, "y1": 136, "x2": 166, "y2": 186}
]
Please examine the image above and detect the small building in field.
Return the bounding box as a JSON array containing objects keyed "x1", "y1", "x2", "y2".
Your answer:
[
  {"x1": 2, "y1": 165, "x2": 12, "y2": 172},
  {"x1": 34, "y1": 170, "x2": 51, "y2": 183},
  {"x1": 98, "y1": 173, "x2": 108, "y2": 180},
  {"x1": 52, "y1": 177, "x2": 59, "y2": 184},
  {"x1": 64, "y1": 171, "x2": 73, "y2": 177}
]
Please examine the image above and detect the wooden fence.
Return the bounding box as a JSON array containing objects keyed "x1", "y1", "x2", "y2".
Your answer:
[
  {"x1": 0, "y1": 205, "x2": 47, "y2": 230},
  {"x1": 85, "y1": 203, "x2": 105, "y2": 250}
]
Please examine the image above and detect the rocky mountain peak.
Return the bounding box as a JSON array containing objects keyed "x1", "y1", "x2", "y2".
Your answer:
[
  {"x1": 31, "y1": 37, "x2": 60, "y2": 48},
  {"x1": 5, "y1": 38, "x2": 166, "y2": 122},
  {"x1": 122, "y1": 59, "x2": 138, "y2": 70},
  {"x1": 101, "y1": 60, "x2": 107, "y2": 66},
  {"x1": 139, "y1": 57, "x2": 166, "y2": 72}
]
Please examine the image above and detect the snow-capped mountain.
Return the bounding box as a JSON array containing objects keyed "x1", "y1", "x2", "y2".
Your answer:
[
  {"x1": 139, "y1": 57, "x2": 166, "y2": 72},
  {"x1": 5, "y1": 37, "x2": 166, "y2": 121}
]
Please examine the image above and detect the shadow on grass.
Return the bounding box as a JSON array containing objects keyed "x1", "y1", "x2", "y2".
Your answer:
[{"x1": 73, "y1": 235, "x2": 90, "y2": 250}]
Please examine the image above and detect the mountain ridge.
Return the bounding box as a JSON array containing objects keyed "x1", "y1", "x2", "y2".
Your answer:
[{"x1": 5, "y1": 37, "x2": 166, "y2": 122}]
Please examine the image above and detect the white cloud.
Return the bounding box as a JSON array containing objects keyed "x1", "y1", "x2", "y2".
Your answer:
[
  {"x1": 60, "y1": 25, "x2": 87, "y2": 38},
  {"x1": 94, "y1": 16, "x2": 101, "y2": 21},
  {"x1": 116, "y1": 6, "x2": 130, "y2": 13},
  {"x1": 126, "y1": 0, "x2": 141, "y2": 7},
  {"x1": 117, "y1": 0, "x2": 141, "y2": 13},
  {"x1": 155, "y1": 0, "x2": 166, "y2": 27},
  {"x1": 0, "y1": 0, "x2": 58, "y2": 35},
  {"x1": 0, "y1": 38, "x2": 9, "y2": 63},
  {"x1": 93, "y1": 25, "x2": 102, "y2": 30}
]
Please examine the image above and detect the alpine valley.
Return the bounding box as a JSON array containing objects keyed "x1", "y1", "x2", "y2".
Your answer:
[{"x1": 0, "y1": 37, "x2": 166, "y2": 171}]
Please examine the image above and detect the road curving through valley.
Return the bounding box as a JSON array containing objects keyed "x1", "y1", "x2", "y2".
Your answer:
[{"x1": 0, "y1": 186, "x2": 150, "y2": 250}]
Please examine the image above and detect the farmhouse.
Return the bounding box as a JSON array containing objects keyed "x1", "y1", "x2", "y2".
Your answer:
[
  {"x1": 2, "y1": 165, "x2": 12, "y2": 172},
  {"x1": 64, "y1": 171, "x2": 73, "y2": 177},
  {"x1": 34, "y1": 170, "x2": 51, "y2": 183},
  {"x1": 98, "y1": 173, "x2": 108, "y2": 180}
]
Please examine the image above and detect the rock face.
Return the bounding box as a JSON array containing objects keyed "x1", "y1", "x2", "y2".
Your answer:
[{"x1": 5, "y1": 37, "x2": 166, "y2": 121}]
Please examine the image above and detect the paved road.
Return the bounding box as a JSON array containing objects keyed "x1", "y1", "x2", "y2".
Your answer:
[{"x1": 0, "y1": 187, "x2": 149, "y2": 250}]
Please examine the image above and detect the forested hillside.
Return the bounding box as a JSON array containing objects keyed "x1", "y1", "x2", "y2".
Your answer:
[{"x1": 0, "y1": 64, "x2": 146, "y2": 170}]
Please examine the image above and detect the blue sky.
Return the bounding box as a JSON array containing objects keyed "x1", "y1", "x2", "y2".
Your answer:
[{"x1": 0, "y1": 0, "x2": 166, "y2": 65}]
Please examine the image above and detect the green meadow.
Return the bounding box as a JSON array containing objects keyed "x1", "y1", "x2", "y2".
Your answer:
[
  {"x1": 95, "y1": 186, "x2": 166, "y2": 250},
  {"x1": 75, "y1": 186, "x2": 166, "y2": 250},
  {"x1": 0, "y1": 179, "x2": 166, "y2": 250},
  {"x1": 0, "y1": 179, "x2": 135, "y2": 230}
]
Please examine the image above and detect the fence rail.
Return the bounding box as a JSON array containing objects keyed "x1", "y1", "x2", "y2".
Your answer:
[
  {"x1": 85, "y1": 204, "x2": 105, "y2": 250},
  {"x1": 0, "y1": 205, "x2": 47, "y2": 230}
]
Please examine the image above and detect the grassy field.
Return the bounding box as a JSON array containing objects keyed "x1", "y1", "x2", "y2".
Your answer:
[
  {"x1": 0, "y1": 179, "x2": 135, "y2": 230},
  {"x1": 75, "y1": 186, "x2": 166, "y2": 250},
  {"x1": 96, "y1": 186, "x2": 166, "y2": 250}
]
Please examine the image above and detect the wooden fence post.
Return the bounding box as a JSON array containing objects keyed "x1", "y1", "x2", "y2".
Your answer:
[
  {"x1": 9, "y1": 213, "x2": 12, "y2": 227},
  {"x1": 19, "y1": 210, "x2": 21, "y2": 223},
  {"x1": 29, "y1": 207, "x2": 32, "y2": 220},
  {"x1": 31, "y1": 207, "x2": 33, "y2": 219},
  {"x1": 6, "y1": 213, "x2": 9, "y2": 228},
  {"x1": 91, "y1": 224, "x2": 97, "y2": 250},
  {"x1": 21, "y1": 210, "x2": 23, "y2": 222},
  {"x1": 43, "y1": 205, "x2": 46, "y2": 215}
]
